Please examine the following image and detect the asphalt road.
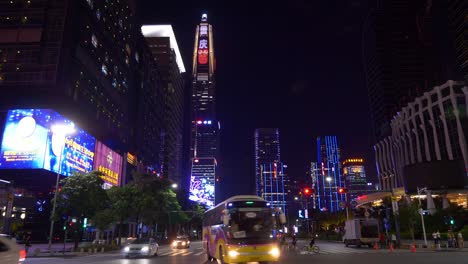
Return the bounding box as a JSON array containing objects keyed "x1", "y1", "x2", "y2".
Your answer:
[{"x1": 24, "y1": 241, "x2": 468, "y2": 264}]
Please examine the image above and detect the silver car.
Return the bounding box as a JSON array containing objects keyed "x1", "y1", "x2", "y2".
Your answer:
[
  {"x1": 0, "y1": 235, "x2": 26, "y2": 264},
  {"x1": 122, "y1": 237, "x2": 159, "y2": 258}
]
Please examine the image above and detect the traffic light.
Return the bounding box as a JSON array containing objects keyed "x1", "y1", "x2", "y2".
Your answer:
[
  {"x1": 338, "y1": 188, "x2": 348, "y2": 194},
  {"x1": 303, "y1": 188, "x2": 314, "y2": 196},
  {"x1": 450, "y1": 218, "x2": 454, "y2": 225}
]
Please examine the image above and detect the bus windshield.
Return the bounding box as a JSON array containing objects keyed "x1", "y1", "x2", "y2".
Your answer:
[{"x1": 228, "y1": 207, "x2": 275, "y2": 243}]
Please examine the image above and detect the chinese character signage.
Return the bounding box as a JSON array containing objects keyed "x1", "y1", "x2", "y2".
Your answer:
[
  {"x1": 94, "y1": 141, "x2": 122, "y2": 187},
  {"x1": 0, "y1": 109, "x2": 95, "y2": 176}
]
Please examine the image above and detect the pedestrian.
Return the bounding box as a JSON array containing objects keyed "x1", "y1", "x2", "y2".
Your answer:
[
  {"x1": 391, "y1": 233, "x2": 397, "y2": 247},
  {"x1": 379, "y1": 233, "x2": 385, "y2": 248},
  {"x1": 291, "y1": 235, "x2": 298, "y2": 252},
  {"x1": 436, "y1": 230, "x2": 441, "y2": 249},
  {"x1": 24, "y1": 233, "x2": 32, "y2": 254},
  {"x1": 447, "y1": 230, "x2": 453, "y2": 248},
  {"x1": 457, "y1": 232, "x2": 464, "y2": 249},
  {"x1": 432, "y1": 231, "x2": 437, "y2": 248}
]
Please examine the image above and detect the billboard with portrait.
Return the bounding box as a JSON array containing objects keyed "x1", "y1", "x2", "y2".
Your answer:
[
  {"x1": 0, "y1": 109, "x2": 95, "y2": 176},
  {"x1": 94, "y1": 141, "x2": 122, "y2": 188}
]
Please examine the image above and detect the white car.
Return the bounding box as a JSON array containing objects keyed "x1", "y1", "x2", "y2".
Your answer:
[
  {"x1": 0, "y1": 235, "x2": 26, "y2": 264},
  {"x1": 122, "y1": 237, "x2": 159, "y2": 258}
]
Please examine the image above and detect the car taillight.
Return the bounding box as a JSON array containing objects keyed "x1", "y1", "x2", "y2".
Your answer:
[{"x1": 19, "y1": 249, "x2": 26, "y2": 261}]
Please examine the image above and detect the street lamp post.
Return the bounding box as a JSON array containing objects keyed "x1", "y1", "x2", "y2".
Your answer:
[
  {"x1": 47, "y1": 124, "x2": 75, "y2": 252},
  {"x1": 417, "y1": 187, "x2": 428, "y2": 247}
]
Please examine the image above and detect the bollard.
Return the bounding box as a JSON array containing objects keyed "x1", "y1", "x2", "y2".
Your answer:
[
  {"x1": 101, "y1": 247, "x2": 105, "y2": 253},
  {"x1": 411, "y1": 243, "x2": 416, "y2": 253},
  {"x1": 389, "y1": 243, "x2": 394, "y2": 252},
  {"x1": 374, "y1": 242, "x2": 379, "y2": 251}
]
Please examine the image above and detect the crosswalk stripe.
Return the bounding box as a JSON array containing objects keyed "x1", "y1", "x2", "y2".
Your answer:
[
  {"x1": 159, "y1": 251, "x2": 172, "y2": 256},
  {"x1": 182, "y1": 252, "x2": 192, "y2": 256},
  {"x1": 171, "y1": 251, "x2": 186, "y2": 256},
  {"x1": 195, "y1": 251, "x2": 204, "y2": 256}
]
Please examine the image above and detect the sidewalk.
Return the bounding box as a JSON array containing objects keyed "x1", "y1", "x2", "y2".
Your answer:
[{"x1": 24, "y1": 243, "x2": 76, "y2": 258}]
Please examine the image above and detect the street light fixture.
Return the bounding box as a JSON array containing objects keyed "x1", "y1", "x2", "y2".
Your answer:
[
  {"x1": 417, "y1": 187, "x2": 428, "y2": 247},
  {"x1": 171, "y1": 183, "x2": 178, "y2": 189},
  {"x1": 326, "y1": 177, "x2": 332, "y2": 182},
  {"x1": 48, "y1": 123, "x2": 75, "y2": 252}
]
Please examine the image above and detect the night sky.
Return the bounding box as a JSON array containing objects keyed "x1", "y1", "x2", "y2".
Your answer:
[{"x1": 139, "y1": 1, "x2": 376, "y2": 201}]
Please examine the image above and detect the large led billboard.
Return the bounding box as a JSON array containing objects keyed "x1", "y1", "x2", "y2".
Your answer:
[
  {"x1": 0, "y1": 109, "x2": 95, "y2": 176},
  {"x1": 189, "y1": 158, "x2": 216, "y2": 208},
  {"x1": 94, "y1": 141, "x2": 122, "y2": 188}
]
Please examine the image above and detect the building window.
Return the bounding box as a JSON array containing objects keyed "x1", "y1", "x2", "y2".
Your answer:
[
  {"x1": 86, "y1": 0, "x2": 93, "y2": 9},
  {"x1": 96, "y1": 9, "x2": 101, "y2": 20},
  {"x1": 101, "y1": 64, "x2": 108, "y2": 75},
  {"x1": 91, "y1": 34, "x2": 98, "y2": 48},
  {"x1": 135, "y1": 52, "x2": 139, "y2": 63},
  {"x1": 112, "y1": 78, "x2": 117, "y2": 88}
]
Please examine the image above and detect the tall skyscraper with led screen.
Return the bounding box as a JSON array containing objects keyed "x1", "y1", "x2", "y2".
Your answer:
[{"x1": 189, "y1": 14, "x2": 218, "y2": 208}]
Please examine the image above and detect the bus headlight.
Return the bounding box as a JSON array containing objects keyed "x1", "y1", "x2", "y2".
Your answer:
[
  {"x1": 124, "y1": 247, "x2": 130, "y2": 252},
  {"x1": 269, "y1": 247, "x2": 280, "y2": 258},
  {"x1": 228, "y1": 250, "x2": 239, "y2": 258}
]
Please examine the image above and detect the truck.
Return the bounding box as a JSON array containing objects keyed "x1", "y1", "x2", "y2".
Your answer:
[{"x1": 343, "y1": 218, "x2": 380, "y2": 247}]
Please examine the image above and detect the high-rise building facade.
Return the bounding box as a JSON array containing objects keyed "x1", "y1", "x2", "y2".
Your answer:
[
  {"x1": 259, "y1": 162, "x2": 287, "y2": 215},
  {"x1": 189, "y1": 14, "x2": 218, "y2": 208},
  {"x1": 314, "y1": 136, "x2": 345, "y2": 212},
  {"x1": 0, "y1": 0, "x2": 165, "y2": 239},
  {"x1": 448, "y1": 1, "x2": 468, "y2": 83},
  {"x1": 254, "y1": 128, "x2": 288, "y2": 213},
  {"x1": 342, "y1": 158, "x2": 368, "y2": 202},
  {"x1": 363, "y1": 0, "x2": 445, "y2": 142},
  {"x1": 255, "y1": 128, "x2": 281, "y2": 196},
  {"x1": 375, "y1": 80, "x2": 468, "y2": 191},
  {"x1": 142, "y1": 25, "x2": 186, "y2": 186}
]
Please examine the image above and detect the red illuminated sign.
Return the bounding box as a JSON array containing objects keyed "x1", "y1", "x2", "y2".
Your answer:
[{"x1": 198, "y1": 49, "x2": 208, "y2": 64}]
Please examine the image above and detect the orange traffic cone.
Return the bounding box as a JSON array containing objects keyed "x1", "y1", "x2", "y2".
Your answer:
[
  {"x1": 374, "y1": 242, "x2": 379, "y2": 251},
  {"x1": 411, "y1": 243, "x2": 416, "y2": 253},
  {"x1": 389, "y1": 242, "x2": 394, "y2": 252}
]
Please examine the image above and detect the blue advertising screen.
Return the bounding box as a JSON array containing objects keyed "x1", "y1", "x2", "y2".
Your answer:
[{"x1": 0, "y1": 109, "x2": 95, "y2": 176}]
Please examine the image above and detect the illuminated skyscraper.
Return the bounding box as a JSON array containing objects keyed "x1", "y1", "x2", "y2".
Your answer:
[
  {"x1": 314, "y1": 136, "x2": 345, "y2": 212},
  {"x1": 255, "y1": 128, "x2": 281, "y2": 195},
  {"x1": 189, "y1": 14, "x2": 218, "y2": 208},
  {"x1": 141, "y1": 25, "x2": 186, "y2": 186},
  {"x1": 342, "y1": 158, "x2": 368, "y2": 201},
  {"x1": 254, "y1": 128, "x2": 288, "y2": 213}
]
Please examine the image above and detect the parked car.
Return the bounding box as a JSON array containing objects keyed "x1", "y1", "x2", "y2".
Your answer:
[
  {"x1": 172, "y1": 235, "x2": 190, "y2": 249},
  {"x1": 0, "y1": 235, "x2": 26, "y2": 264},
  {"x1": 122, "y1": 237, "x2": 158, "y2": 258}
]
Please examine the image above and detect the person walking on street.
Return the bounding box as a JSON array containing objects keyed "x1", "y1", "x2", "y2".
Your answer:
[
  {"x1": 448, "y1": 230, "x2": 454, "y2": 248},
  {"x1": 436, "y1": 230, "x2": 441, "y2": 249},
  {"x1": 391, "y1": 233, "x2": 397, "y2": 248},
  {"x1": 24, "y1": 233, "x2": 32, "y2": 254},
  {"x1": 432, "y1": 231, "x2": 437, "y2": 248},
  {"x1": 379, "y1": 233, "x2": 385, "y2": 248},
  {"x1": 457, "y1": 232, "x2": 464, "y2": 249}
]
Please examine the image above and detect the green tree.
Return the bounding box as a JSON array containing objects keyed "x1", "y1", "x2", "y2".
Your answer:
[
  {"x1": 55, "y1": 171, "x2": 109, "y2": 248},
  {"x1": 92, "y1": 209, "x2": 115, "y2": 242},
  {"x1": 397, "y1": 201, "x2": 420, "y2": 241},
  {"x1": 130, "y1": 173, "x2": 187, "y2": 238},
  {"x1": 107, "y1": 185, "x2": 139, "y2": 245}
]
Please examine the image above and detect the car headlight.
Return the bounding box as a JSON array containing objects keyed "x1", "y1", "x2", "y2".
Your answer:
[
  {"x1": 172, "y1": 241, "x2": 177, "y2": 246},
  {"x1": 141, "y1": 246, "x2": 149, "y2": 252},
  {"x1": 228, "y1": 250, "x2": 239, "y2": 258},
  {"x1": 269, "y1": 247, "x2": 280, "y2": 258},
  {"x1": 182, "y1": 242, "x2": 186, "y2": 246},
  {"x1": 124, "y1": 246, "x2": 130, "y2": 252}
]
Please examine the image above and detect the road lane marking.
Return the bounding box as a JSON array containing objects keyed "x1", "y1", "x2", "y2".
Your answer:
[{"x1": 195, "y1": 251, "x2": 204, "y2": 256}]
